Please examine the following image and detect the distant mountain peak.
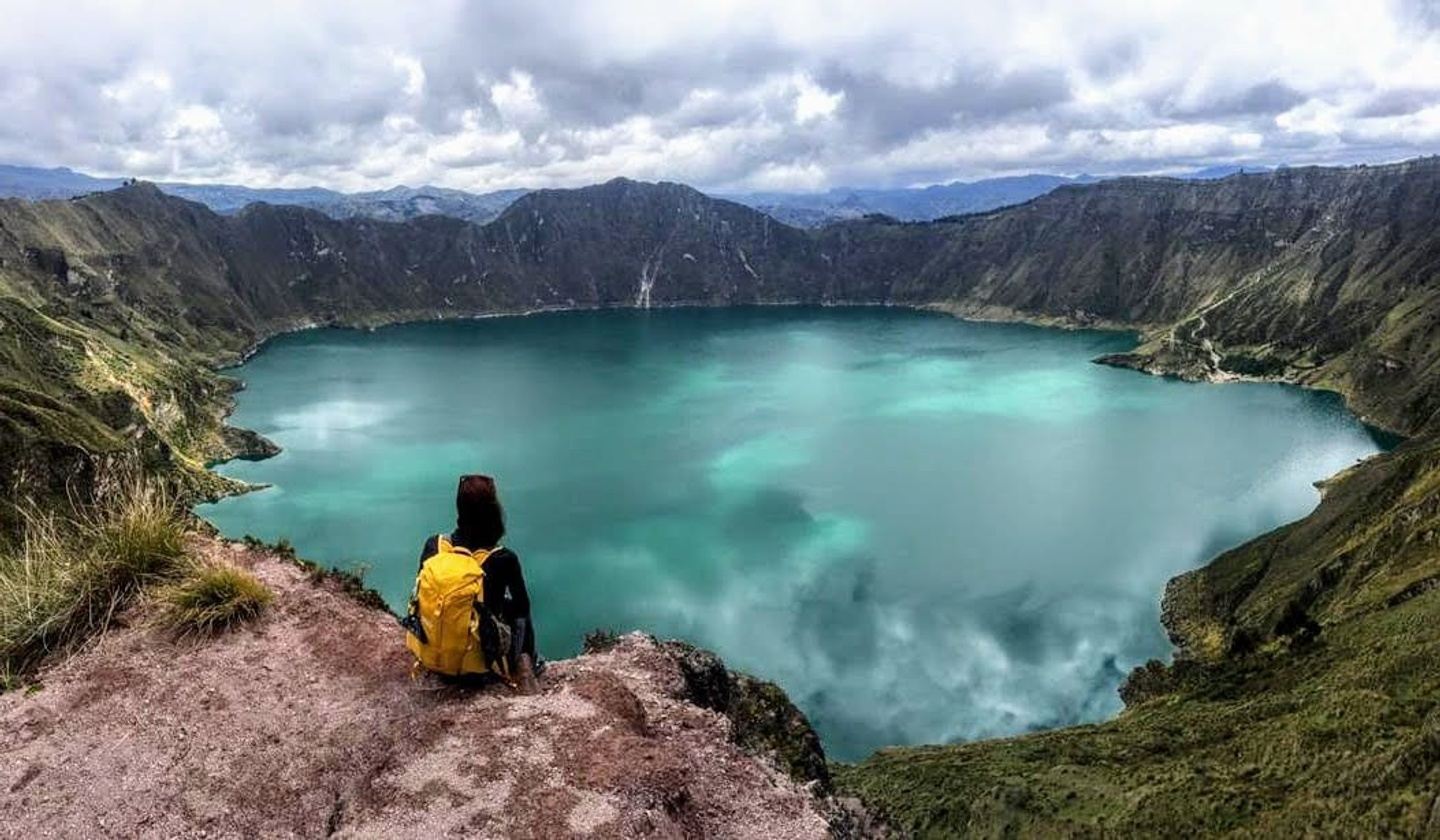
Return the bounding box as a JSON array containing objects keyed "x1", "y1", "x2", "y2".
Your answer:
[{"x1": 3, "y1": 159, "x2": 1422, "y2": 231}]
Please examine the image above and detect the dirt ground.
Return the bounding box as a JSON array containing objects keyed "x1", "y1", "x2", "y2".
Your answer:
[{"x1": 0, "y1": 538, "x2": 833, "y2": 839}]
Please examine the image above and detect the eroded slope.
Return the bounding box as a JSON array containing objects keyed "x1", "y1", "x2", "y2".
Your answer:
[{"x1": 0, "y1": 538, "x2": 849, "y2": 839}]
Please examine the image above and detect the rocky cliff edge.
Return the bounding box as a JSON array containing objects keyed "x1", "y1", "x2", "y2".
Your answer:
[{"x1": 0, "y1": 536, "x2": 876, "y2": 839}]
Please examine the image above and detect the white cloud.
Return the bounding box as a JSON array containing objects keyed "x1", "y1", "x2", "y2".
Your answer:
[
  {"x1": 0, "y1": 0, "x2": 1437, "y2": 191},
  {"x1": 390, "y1": 51, "x2": 427, "y2": 98},
  {"x1": 793, "y1": 75, "x2": 843, "y2": 124},
  {"x1": 489, "y1": 71, "x2": 546, "y2": 129}
]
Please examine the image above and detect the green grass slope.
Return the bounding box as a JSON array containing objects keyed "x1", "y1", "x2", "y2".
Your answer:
[
  {"x1": 836, "y1": 581, "x2": 1440, "y2": 836},
  {"x1": 836, "y1": 432, "x2": 1440, "y2": 835}
]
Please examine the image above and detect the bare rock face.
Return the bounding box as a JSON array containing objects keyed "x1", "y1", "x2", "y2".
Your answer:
[
  {"x1": 660, "y1": 640, "x2": 831, "y2": 792},
  {"x1": 0, "y1": 537, "x2": 864, "y2": 839}
]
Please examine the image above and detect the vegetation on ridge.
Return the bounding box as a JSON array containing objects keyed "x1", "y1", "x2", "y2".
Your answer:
[
  {"x1": 238, "y1": 534, "x2": 390, "y2": 614},
  {"x1": 582, "y1": 626, "x2": 621, "y2": 653},
  {"x1": 0, "y1": 481, "x2": 187, "y2": 684},
  {"x1": 832, "y1": 401, "x2": 1440, "y2": 834},
  {"x1": 156, "y1": 559, "x2": 272, "y2": 637},
  {"x1": 835, "y1": 581, "x2": 1440, "y2": 836}
]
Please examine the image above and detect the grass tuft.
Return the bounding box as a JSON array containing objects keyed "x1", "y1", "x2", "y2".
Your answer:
[
  {"x1": 0, "y1": 480, "x2": 188, "y2": 679},
  {"x1": 157, "y1": 561, "x2": 272, "y2": 637},
  {"x1": 90, "y1": 482, "x2": 189, "y2": 583},
  {"x1": 583, "y1": 627, "x2": 621, "y2": 654}
]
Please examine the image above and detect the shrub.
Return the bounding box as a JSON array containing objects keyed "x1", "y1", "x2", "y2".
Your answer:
[
  {"x1": 321, "y1": 563, "x2": 390, "y2": 613},
  {"x1": 583, "y1": 627, "x2": 621, "y2": 654},
  {"x1": 241, "y1": 534, "x2": 296, "y2": 562},
  {"x1": 157, "y1": 561, "x2": 272, "y2": 637},
  {"x1": 0, "y1": 481, "x2": 188, "y2": 678},
  {"x1": 0, "y1": 509, "x2": 77, "y2": 673},
  {"x1": 89, "y1": 479, "x2": 189, "y2": 586},
  {"x1": 241, "y1": 535, "x2": 390, "y2": 614}
]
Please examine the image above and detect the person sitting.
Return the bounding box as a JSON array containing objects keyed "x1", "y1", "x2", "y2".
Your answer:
[{"x1": 401, "y1": 474, "x2": 539, "y2": 690}]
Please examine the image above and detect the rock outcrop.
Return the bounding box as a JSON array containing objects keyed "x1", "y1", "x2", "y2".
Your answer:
[{"x1": 0, "y1": 537, "x2": 858, "y2": 839}]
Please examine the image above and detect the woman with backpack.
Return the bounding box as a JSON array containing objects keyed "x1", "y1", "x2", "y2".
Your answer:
[{"x1": 402, "y1": 474, "x2": 540, "y2": 690}]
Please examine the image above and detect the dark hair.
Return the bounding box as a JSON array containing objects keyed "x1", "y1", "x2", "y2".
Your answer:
[{"x1": 456, "y1": 474, "x2": 505, "y2": 549}]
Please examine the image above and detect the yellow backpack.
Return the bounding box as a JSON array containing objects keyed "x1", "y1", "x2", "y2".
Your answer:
[{"x1": 403, "y1": 535, "x2": 512, "y2": 680}]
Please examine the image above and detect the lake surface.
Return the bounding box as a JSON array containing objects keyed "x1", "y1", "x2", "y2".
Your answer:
[{"x1": 199, "y1": 307, "x2": 1385, "y2": 760}]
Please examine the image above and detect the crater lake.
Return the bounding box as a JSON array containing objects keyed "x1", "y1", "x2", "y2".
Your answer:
[{"x1": 198, "y1": 306, "x2": 1386, "y2": 759}]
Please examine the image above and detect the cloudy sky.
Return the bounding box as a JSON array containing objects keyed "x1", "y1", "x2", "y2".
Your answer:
[{"x1": 3, "y1": 0, "x2": 1439, "y2": 192}]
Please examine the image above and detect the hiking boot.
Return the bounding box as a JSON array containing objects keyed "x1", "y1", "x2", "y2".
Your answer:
[{"x1": 516, "y1": 653, "x2": 540, "y2": 695}]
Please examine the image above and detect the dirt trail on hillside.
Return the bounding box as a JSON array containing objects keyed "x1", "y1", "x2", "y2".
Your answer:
[{"x1": 0, "y1": 539, "x2": 833, "y2": 839}]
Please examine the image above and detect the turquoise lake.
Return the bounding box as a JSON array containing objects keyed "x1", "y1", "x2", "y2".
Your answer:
[{"x1": 198, "y1": 307, "x2": 1386, "y2": 760}]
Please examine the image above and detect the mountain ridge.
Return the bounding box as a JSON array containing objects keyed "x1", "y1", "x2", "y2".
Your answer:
[
  {"x1": 6, "y1": 157, "x2": 1440, "y2": 511},
  {"x1": 719, "y1": 173, "x2": 1100, "y2": 226},
  {"x1": 0, "y1": 163, "x2": 527, "y2": 225},
  {"x1": 0, "y1": 161, "x2": 1277, "y2": 229}
]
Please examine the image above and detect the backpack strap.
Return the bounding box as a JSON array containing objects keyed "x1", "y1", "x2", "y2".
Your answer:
[
  {"x1": 440, "y1": 533, "x2": 479, "y2": 557},
  {"x1": 436, "y1": 533, "x2": 494, "y2": 563}
]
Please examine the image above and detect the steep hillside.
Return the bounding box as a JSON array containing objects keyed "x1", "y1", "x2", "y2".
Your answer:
[
  {"x1": 0, "y1": 536, "x2": 858, "y2": 838},
  {"x1": 838, "y1": 432, "x2": 1440, "y2": 835},
  {"x1": 11, "y1": 163, "x2": 1440, "y2": 427},
  {"x1": 0, "y1": 177, "x2": 873, "y2": 516},
  {"x1": 873, "y1": 160, "x2": 1440, "y2": 435},
  {"x1": 837, "y1": 564, "x2": 1440, "y2": 835}
]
